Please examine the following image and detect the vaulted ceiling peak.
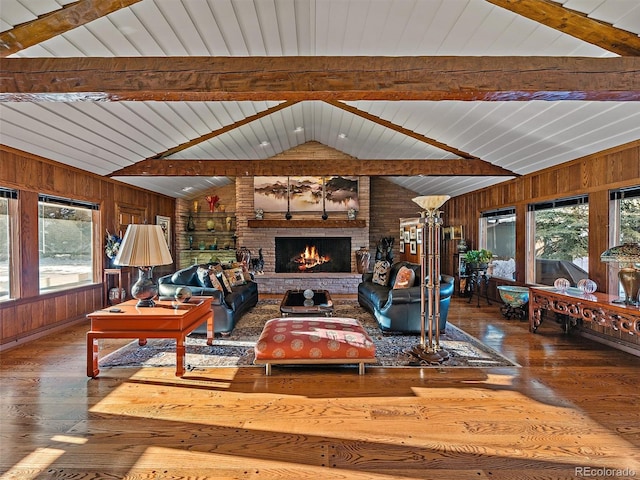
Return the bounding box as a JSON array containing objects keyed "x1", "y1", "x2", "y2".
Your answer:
[{"x1": 268, "y1": 141, "x2": 358, "y2": 162}]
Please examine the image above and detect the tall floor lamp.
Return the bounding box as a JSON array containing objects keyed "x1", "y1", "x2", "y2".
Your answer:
[
  {"x1": 410, "y1": 195, "x2": 450, "y2": 364},
  {"x1": 114, "y1": 224, "x2": 173, "y2": 307}
]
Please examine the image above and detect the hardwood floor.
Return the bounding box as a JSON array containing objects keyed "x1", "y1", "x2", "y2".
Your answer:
[{"x1": 1, "y1": 296, "x2": 639, "y2": 479}]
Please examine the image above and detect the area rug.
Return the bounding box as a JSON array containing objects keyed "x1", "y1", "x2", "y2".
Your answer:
[{"x1": 99, "y1": 300, "x2": 518, "y2": 370}]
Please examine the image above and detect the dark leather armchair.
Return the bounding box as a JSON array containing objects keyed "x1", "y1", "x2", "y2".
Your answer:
[{"x1": 357, "y1": 261, "x2": 454, "y2": 333}]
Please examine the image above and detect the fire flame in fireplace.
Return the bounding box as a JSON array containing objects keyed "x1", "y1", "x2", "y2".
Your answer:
[{"x1": 294, "y1": 245, "x2": 331, "y2": 271}]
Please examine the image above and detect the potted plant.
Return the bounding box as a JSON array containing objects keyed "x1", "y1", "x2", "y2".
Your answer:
[{"x1": 464, "y1": 249, "x2": 493, "y2": 270}]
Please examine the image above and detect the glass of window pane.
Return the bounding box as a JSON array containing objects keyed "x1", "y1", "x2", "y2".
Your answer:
[{"x1": 38, "y1": 199, "x2": 94, "y2": 292}]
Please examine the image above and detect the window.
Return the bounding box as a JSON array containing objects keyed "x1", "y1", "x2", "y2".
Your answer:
[
  {"x1": 611, "y1": 187, "x2": 640, "y2": 244},
  {"x1": 609, "y1": 187, "x2": 640, "y2": 296},
  {"x1": 480, "y1": 208, "x2": 516, "y2": 280},
  {"x1": 38, "y1": 195, "x2": 97, "y2": 292},
  {"x1": 0, "y1": 188, "x2": 17, "y2": 301},
  {"x1": 528, "y1": 196, "x2": 589, "y2": 286}
]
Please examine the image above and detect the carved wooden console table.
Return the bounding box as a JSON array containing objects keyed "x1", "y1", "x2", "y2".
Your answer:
[{"x1": 529, "y1": 287, "x2": 640, "y2": 336}]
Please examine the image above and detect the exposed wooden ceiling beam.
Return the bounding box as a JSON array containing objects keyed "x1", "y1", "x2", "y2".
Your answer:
[
  {"x1": 486, "y1": 0, "x2": 640, "y2": 56},
  {"x1": 325, "y1": 100, "x2": 478, "y2": 159},
  {"x1": 0, "y1": 0, "x2": 143, "y2": 58},
  {"x1": 152, "y1": 101, "x2": 299, "y2": 159},
  {"x1": 2, "y1": 56, "x2": 639, "y2": 102},
  {"x1": 109, "y1": 158, "x2": 518, "y2": 177}
]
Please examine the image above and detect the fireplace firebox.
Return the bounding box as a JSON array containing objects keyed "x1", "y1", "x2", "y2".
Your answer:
[{"x1": 275, "y1": 237, "x2": 351, "y2": 273}]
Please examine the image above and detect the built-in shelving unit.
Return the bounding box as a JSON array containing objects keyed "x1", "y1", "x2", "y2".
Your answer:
[{"x1": 178, "y1": 212, "x2": 237, "y2": 268}]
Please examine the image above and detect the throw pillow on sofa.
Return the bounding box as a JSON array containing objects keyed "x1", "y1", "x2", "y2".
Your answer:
[
  {"x1": 208, "y1": 271, "x2": 225, "y2": 292},
  {"x1": 392, "y1": 266, "x2": 415, "y2": 289},
  {"x1": 196, "y1": 266, "x2": 214, "y2": 288},
  {"x1": 218, "y1": 270, "x2": 233, "y2": 293},
  {"x1": 372, "y1": 260, "x2": 391, "y2": 286},
  {"x1": 224, "y1": 267, "x2": 247, "y2": 287}
]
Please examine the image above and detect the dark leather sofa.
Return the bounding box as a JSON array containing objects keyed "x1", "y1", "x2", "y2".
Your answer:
[
  {"x1": 357, "y1": 261, "x2": 455, "y2": 333},
  {"x1": 158, "y1": 264, "x2": 258, "y2": 335}
]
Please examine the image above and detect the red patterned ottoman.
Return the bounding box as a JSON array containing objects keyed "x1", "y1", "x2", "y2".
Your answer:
[{"x1": 253, "y1": 317, "x2": 377, "y2": 375}]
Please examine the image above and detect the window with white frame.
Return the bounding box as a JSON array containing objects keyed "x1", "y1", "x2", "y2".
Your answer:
[
  {"x1": 528, "y1": 196, "x2": 589, "y2": 286},
  {"x1": 480, "y1": 208, "x2": 516, "y2": 280},
  {"x1": 38, "y1": 195, "x2": 97, "y2": 292},
  {"x1": 0, "y1": 188, "x2": 17, "y2": 301}
]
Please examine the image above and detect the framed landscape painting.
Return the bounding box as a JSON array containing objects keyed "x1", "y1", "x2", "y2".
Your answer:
[
  {"x1": 289, "y1": 176, "x2": 324, "y2": 212},
  {"x1": 254, "y1": 176, "x2": 359, "y2": 212},
  {"x1": 254, "y1": 176, "x2": 290, "y2": 212},
  {"x1": 323, "y1": 176, "x2": 359, "y2": 211}
]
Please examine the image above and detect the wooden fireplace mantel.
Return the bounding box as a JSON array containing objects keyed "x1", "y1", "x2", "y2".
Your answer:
[{"x1": 248, "y1": 219, "x2": 366, "y2": 228}]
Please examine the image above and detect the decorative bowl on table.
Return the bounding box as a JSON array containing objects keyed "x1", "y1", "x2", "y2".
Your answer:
[{"x1": 497, "y1": 286, "x2": 530, "y2": 307}]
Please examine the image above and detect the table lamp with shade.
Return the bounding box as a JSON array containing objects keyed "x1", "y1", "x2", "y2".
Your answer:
[
  {"x1": 113, "y1": 224, "x2": 173, "y2": 307},
  {"x1": 410, "y1": 195, "x2": 450, "y2": 364},
  {"x1": 600, "y1": 242, "x2": 640, "y2": 306}
]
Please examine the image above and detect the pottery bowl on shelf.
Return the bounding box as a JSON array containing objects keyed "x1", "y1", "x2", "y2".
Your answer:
[{"x1": 497, "y1": 286, "x2": 530, "y2": 307}]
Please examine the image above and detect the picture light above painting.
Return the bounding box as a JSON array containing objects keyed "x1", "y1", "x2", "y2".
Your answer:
[{"x1": 254, "y1": 176, "x2": 359, "y2": 213}]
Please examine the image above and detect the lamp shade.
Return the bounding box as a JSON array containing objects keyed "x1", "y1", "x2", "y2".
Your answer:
[
  {"x1": 114, "y1": 224, "x2": 172, "y2": 267},
  {"x1": 600, "y1": 243, "x2": 640, "y2": 264},
  {"x1": 412, "y1": 195, "x2": 450, "y2": 211}
]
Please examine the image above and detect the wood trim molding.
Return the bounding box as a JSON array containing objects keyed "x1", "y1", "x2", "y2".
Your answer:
[
  {"x1": 487, "y1": 0, "x2": 640, "y2": 56},
  {"x1": 0, "y1": 0, "x2": 143, "y2": 58}
]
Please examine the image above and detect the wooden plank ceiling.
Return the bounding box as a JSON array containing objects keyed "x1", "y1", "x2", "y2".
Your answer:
[{"x1": 1, "y1": 0, "x2": 639, "y2": 199}]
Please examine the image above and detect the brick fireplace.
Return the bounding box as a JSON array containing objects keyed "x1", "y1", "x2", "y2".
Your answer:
[{"x1": 235, "y1": 176, "x2": 370, "y2": 294}]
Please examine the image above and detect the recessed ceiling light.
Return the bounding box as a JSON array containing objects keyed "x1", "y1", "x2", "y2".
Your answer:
[
  {"x1": 294, "y1": 126, "x2": 304, "y2": 133},
  {"x1": 338, "y1": 133, "x2": 347, "y2": 139},
  {"x1": 181, "y1": 186, "x2": 194, "y2": 192},
  {"x1": 260, "y1": 141, "x2": 270, "y2": 147}
]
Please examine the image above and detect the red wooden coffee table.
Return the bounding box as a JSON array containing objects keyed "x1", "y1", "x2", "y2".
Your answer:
[{"x1": 87, "y1": 297, "x2": 213, "y2": 378}]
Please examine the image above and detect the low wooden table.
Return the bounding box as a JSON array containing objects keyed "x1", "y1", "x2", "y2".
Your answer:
[
  {"x1": 280, "y1": 289, "x2": 334, "y2": 317},
  {"x1": 87, "y1": 296, "x2": 213, "y2": 378}
]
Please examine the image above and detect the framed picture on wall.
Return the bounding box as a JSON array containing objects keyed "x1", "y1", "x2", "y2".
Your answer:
[
  {"x1": 451, "y1": 225, "x2": 464, "y2": 240},
  {"x1": 416, "y1": 228, "x2": 422, "y2": 244},
  {"x1": 253, "y1": 175, "x2": 359, "y2": 213},
  {"x1": 399, "y1": 240, "x2": 405, "y2": 253},
  {"x1": 254, "y1": 176, "x2": 290, "y2": 212},
  {"x1": 409, "y1": 226, "x2": 417, "y2": 240},
  {"x1": 156, "y1": 215, "x2": 171, "y2": 251},
  {"x1": 410, "y1": 241, "x2": 417, "y2": 255}
]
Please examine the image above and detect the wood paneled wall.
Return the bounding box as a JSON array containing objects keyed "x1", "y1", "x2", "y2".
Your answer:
[
  {"x1": 443, "y1": 140, "x2": 640, "y2": 347},
  {"x1": 369, "y1": 178, "x2": 424, "y2": 260},
  {"x1": 0, "y1": 146, "x2": 175, "y2": 347}
]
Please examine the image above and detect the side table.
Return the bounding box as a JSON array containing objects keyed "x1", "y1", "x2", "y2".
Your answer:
[
  {"x1": 103, "y1": 268, "x2": 129, "y2": 307},
  {"x1": 467, "y1": 268, "x2": 491, "y2": 307}
]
